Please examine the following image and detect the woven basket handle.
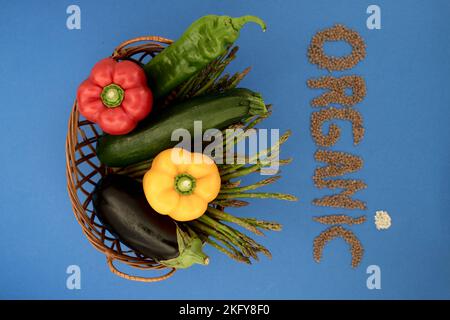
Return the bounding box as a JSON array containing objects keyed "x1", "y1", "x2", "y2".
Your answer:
[
  {"x1": 112, "y1": 36, "x2": 173, "y2": 60},
  {"x1": 106, "y1": 256, "x2": 176, "y2": 282},
  {"x1": 114, "y1": 36, "x2": 173, "y2": 51}
]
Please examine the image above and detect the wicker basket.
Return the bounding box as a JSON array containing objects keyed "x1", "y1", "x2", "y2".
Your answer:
[{"x1": 65, "y1": 36, "x2": 180, "y2": 282}]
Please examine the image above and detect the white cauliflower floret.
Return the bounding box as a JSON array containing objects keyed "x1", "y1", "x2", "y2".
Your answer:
[{"x1": 375, "y1": 210, "x2": 391, "y2": 230}]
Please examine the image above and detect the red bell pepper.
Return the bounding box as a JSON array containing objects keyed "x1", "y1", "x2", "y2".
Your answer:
[{"x1": 77, "y1": 58, "x2": 153, "y2": 135}]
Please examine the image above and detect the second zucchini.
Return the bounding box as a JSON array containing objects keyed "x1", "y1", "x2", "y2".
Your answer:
[{"x1": 96, "y1": 88, "x2": 267, "y2": 167}]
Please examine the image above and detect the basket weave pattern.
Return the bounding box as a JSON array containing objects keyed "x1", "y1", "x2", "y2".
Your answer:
[{"x1": 65, "y1": 36, "x2": 178, "y2": 282}]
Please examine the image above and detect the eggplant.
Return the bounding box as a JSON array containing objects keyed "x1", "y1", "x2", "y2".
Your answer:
[{"x1": 92, "y1": 174, "x2": 208, "y2": 269}]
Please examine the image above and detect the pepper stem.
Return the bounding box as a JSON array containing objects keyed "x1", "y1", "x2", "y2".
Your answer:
[
  {"x1": 231, "y1": 15, "x2": 267, "y2": 32},
  {"x1": 101, "y1": 83, "x2": 124, "y2": 108},
  {"x1": 174, "y1": 173, "x2": 196, "y2": 195}
]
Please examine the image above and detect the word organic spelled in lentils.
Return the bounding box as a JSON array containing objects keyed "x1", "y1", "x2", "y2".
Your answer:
[{"x1": 307, "y1": 24, "x2": 368, "y2": 268}]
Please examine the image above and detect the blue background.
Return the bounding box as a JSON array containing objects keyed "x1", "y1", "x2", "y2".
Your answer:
[{"x1": 0, "y1": 0, "x2": 449, "y2": 299}]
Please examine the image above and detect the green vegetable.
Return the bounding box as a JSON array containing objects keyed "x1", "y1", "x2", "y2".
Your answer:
[
  {"x1": 96, "y1": 88, "x2": 267, "y2": 167},
  {"x1": 144, "y1": 15, "x2": 266, "y2": 99}
]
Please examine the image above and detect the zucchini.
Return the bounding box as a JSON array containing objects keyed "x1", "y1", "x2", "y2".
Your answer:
[
  {"x1": 96, "y1": 88, "x2": 267, "y2": 167},
  {"x1": 92, "y1": 174, "x2": 208, "y2": 268}
]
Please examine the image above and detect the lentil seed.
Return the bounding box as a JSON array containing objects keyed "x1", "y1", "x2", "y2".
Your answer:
[
  {"x1": 313, "y1": 225, "x2": 364, "y2": 268},
  {"x1": 313, "y1": 150, "x2": 366, "y2": 210},
  {"x1": 308, "y1": 24, "x2": 366, "y2": 71},
  {"x1": 307, "y1": 75, "x2": 366, "y2": 108},
  {"x1": 311, "y1": 107, "x2": 365, "y2": 147},
  {"x1": 313, "y1": 215, "x2": 367, "y2": 226}
]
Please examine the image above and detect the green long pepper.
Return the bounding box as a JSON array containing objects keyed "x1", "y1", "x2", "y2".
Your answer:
[{"x1": 144, "y1": 15, "x2": 266, "y2": 99}]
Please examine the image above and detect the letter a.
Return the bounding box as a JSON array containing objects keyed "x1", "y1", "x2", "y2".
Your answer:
[
  {"x1": 66, "y1": 265, "x2": 81, "y2": 290},
  {"x1": 66, "y1": 5, "x2": 81, "y2": 30},
  {"x1": 366, "y1": 265, "x2": 381, "y2": 289},
  {"x1": 367, "y1": 5, "x2": 381, "y2": 30}
]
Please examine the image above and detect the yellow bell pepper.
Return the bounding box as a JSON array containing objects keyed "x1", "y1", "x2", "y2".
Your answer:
[{"x1": 143, "y1": 148, "x2": 221, "y2": 221}]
